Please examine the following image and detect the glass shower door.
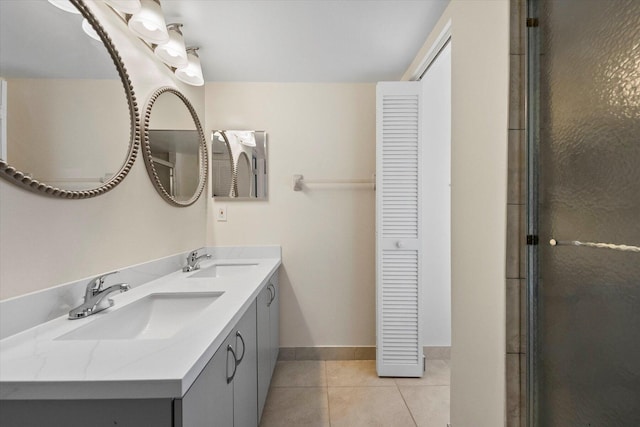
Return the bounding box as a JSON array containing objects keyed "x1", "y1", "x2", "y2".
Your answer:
[{"x1": 529, "y1": 0, "x2": 640, "y2": 425}]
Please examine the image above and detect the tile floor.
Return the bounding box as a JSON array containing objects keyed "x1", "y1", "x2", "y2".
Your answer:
[{"x1": 260, "y1": 359, "x2": 450, "y2": 427}]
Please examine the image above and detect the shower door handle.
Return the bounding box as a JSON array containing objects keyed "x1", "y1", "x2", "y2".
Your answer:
[{"x1": 550, "y1": 238, "x2": 640, "y2": 253}]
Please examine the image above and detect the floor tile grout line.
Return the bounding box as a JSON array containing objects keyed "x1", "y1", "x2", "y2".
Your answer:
[
  {"x1": 272, "y1": 385, "x2": 330, "y2": 388},
  {"x1": 326, "y1": 384, "x2": 399, "y2": 388},
  {"x1": 394, "y1": 383, "x2": 451, "y2": 387},
  {"x1": 325, "y1": 360, "x2": 333, "y2": 427},
  {"x1": 396, "y1": 382, "x2": 419, "y2": 427},
  {"x1": 271, "y1": 385, "x2": 329, "y2": 388}
]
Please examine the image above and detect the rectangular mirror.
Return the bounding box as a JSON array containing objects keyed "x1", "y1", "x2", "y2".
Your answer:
[
  {"x1": 211, "y1": 130, "x2": 268, "y2": 200},
  {"x1": 0, "y1": 79, "x2": 6, "y2": 162}
]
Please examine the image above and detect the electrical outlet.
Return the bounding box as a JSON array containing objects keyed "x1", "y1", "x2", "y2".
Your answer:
[{"x1": 216, "y1": 205, "x2": 227, "y2": 221}]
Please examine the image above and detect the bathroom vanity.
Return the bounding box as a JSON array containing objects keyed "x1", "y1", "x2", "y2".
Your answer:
[{"x1": 0, "y1": 248, "x2": 281, "y2": 427}]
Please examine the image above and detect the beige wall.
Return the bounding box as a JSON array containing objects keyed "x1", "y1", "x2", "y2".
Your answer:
[
  {"x1": 405, "y1": 1, "x2": 510, "y2": 426},
  {"x1": 0, "y1": 1, "x2": 207, "y2": 300},
  {"x1": 205, "y1": 83, "x2": 376, "y2": 347}
]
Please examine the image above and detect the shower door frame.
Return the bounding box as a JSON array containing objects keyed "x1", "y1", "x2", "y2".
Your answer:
[{"x1": 525, "y1": 1, "x2": 539, "y2": 426}]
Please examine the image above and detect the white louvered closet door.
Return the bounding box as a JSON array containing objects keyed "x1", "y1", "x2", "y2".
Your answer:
[{"x1": 376, "y1": 82, "x2": 424, "y2": 377}]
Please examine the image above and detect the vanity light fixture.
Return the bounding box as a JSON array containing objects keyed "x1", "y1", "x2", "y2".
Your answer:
[
  {"x1": 127, "y1": 0, "x2": 169, "y2": 45},
  {"x1": 47, "y1": 0, "x2": 80, "y2": 14},
  {"x1": 175, "y1": 47, "x2": 205, "y2": 87},
  {"x1": 103, "y1": 0, "x2": 205, "y2": 86},
  {"x1": 155, "y1": 23, "x2": 189, "y2": 68},
  {"x1": 81, "y1": 18, "x2": 102, "y2": 41},
  {"x1": 104, "y1": 0, "x2": 142, "y2": 15}
]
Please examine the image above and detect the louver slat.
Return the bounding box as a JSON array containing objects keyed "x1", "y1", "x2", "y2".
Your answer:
[{"x1": 376, "y1": 82, "x2": 423, "y2": 378}]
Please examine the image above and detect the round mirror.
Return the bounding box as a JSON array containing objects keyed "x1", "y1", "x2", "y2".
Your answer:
[
  {"x1": 0, "y1": 0, "x2": 138, "y2": 198},
  {"x1": 142, "y1": 87, "x2": 207, "y2": 206}
]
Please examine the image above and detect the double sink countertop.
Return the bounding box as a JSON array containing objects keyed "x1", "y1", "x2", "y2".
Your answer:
[{"x1": 0, "y1": 255, "x2": 281, "y2": 400}]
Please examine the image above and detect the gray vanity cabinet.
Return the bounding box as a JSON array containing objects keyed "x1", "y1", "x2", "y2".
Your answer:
[
  {"x1": 177, "y1": 300, "x2": 257, "y2": 427},
  {"x1": 256, "y1": 284, "x2": 271, "y2": 419},
  {"x1": 256, "y1": 271, "x2": 279, "y2": 419},
  {"x1": 232, "y1": 300, "x2": 258, "y2": 427},
  {"x1": 269, "y1": 271, "x2": 280, "y2": 374},
  {"x1": 178, "y1": 333, "x2": 234, "y2": 427}
]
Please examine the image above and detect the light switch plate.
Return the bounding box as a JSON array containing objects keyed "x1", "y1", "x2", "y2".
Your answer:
[{"x1": 216, "y1": 205, "x2": 227, "y2": 221}]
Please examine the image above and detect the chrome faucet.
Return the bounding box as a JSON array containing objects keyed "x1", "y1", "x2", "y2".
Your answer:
[
  {"x1": 183, "y1": 249, "x2": 212, "y2": 272},
  {"x1": 68, "y1": 271, "x2": 130, "y2": 319}
]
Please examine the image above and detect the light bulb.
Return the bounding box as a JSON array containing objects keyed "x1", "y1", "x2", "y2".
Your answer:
[
  {"x1": 127, "y1": 0, "x2": 169, "y2": 45},
  {"x1": 82, "y1": 18, "x2": 101, "y2": 41},
  {"x1": 155, "y1": 24, "x2": 188, "y2": 68},
  {"x1": 175, "y1": 48, "x2": 204, "y2": 86}
]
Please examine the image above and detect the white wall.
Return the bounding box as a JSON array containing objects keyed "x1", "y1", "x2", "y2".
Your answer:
[
  {"x1": 421, "y1": 41, "x2": 452, "y2": 347},
  {"x1": 205, "y1": 83, "x2": 376, "y2": 347},
  {"x1": 0, "y1": 1, "x2": 207, "y2": 300},
  {"x1": 405, "y1": 1, "x2": 509, "y2": 426}
]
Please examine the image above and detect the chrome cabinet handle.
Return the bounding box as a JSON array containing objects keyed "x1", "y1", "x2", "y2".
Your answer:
[
  {"x1": 235, "y1": 331, "x2": 246, "y2": 365},
  {"x1": 266, "y1": 284, "x2": 274, "y2": 307},
  {"x1": 269, "y1": 283, "x2": 276, "y2": 304},
  {"x1": 226, "y1": 345, "x2": 237, "y2": 384}
]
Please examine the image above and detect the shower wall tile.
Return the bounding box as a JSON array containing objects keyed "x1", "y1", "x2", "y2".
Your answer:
[
  {"x1": 507, "y1": 1, "x2": 527, "y2": 424},
  {"x1": 506, "y1": 279, "x2": 521, "y2": 353},
  {"x1": 507, "y1": 275, "x2": 526, "y2": 356},
  {"x1": 506, "y1": 205, "x2": 522, "y2": 279},
  {"x1": 510, "y1": 0, "x2": 526, "y2": 55},
  {"x1": 509, "y1": 54, "x2": 525, "y2": 130},
  {"x1": 520, "y1": 353, "x2": 527, "y2": 426},
  {"x1": 506, "y1": 353, "x2": 521, "y2": 427},
  {"x1": 520, "y1": 279, "x2": 527, "y2": 354},
  {"x1": 519, "y1": 206, "x2": 526, "y2": 279},
  {"x1": 508, "y1": 130, "x2": 526, "y2": 205}
]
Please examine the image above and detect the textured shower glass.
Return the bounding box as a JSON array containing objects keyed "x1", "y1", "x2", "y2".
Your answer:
[{"x1": 534, "y1": 0, "x2": 640, "y2": 425}]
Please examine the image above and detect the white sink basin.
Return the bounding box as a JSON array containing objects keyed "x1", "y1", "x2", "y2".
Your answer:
[
  {"x1": 189, "y1": 263, "x2": 258, "y2": 279},
  {"x1": 56, "y1": 292, "x2": 223, "y2": 341}
]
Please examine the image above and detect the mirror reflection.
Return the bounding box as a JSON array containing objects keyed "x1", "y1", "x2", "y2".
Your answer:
[
  {"x1": 144, "y1": 88, "x2": 206, "y2": 206},
  {"x1": 0, "y1": 1, "x2": 135, "y2": 194},
  {"x1": 211, "y1": 130, "x2": 268, "y2": 200}
]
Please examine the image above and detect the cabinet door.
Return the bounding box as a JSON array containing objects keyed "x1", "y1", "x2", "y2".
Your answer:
[
  {"x1": 256, "y1": 284, "x2": 272, "y2": 420},
  {"x1": 179, "y1": 334, "x2": 234, "y2": 427},
  {"x1": 268, "y1": 271, "x2": 280, "y2": 375},
  {"x1": 233, "y1": 301, "x2": 258, "y2": 427}
]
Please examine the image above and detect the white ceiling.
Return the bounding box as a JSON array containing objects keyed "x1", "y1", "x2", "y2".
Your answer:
[
  {"x1": 160, "y1": 0, "x2": 450, "y2": 82},
  {"x1": 0, "y1": 0, "x2": 449, "y2": 83},
  {"x1": 0, "y1": 1, "x2": 118, "y2": 79}
]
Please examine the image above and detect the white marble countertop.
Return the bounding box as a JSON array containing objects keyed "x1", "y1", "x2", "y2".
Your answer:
[{"x1": 0, "y1": 256, "x2": 281, "y2": 400}]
